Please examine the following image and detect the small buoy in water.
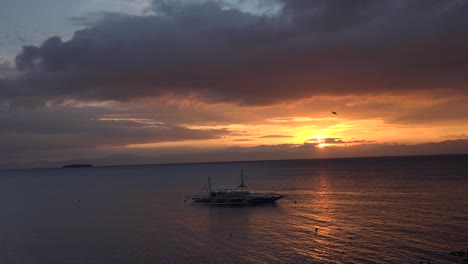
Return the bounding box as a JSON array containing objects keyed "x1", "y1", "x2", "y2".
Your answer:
[
  {"x1": 184, "y1": 199, "x2": 186, "y2": 203},
  {"x1": 315, "y1": 227, "x2": 319, "y2": 233},
  {"x1": 230, "y1": 233, "x2": 232, "y2": 237},
  {"x1": 178, "y1": 196, "x2": 180, "y2": 200},
  {"x1": 294, "y1": 200, "x2": 297, "y2": 204}
]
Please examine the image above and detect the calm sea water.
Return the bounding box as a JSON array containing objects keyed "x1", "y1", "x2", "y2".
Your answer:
[{"x1": 1, "y1": 154, "x2": 467, "y2": 264}]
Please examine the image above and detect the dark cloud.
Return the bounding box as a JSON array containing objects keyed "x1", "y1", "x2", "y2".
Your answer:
[
  {"x1": 282, "y1": 0, "x2": 380, "y2": 33},
  {"x1": 1, "y1": 0, "x2": 467, "y2": 106},
  {"x1": 0, "y1": 106, "x2": 229, "y2": 160}
]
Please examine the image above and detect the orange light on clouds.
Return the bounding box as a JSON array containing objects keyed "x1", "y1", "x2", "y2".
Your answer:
[{"x1": 120, "y1": 92, "x2": 468, "y2": 151}]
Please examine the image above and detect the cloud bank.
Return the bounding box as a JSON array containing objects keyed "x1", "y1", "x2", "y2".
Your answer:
[{"x1": 1, "y1": 0, "x2": 468, "y2": 107}]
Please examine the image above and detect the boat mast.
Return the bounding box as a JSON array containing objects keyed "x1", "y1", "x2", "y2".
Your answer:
[
  {"x1": 241, "y1": 170, "x2": 245, "y2": 191},
  {"x1": 208, "y1": 176, "x2": 212, "y2": 189}
]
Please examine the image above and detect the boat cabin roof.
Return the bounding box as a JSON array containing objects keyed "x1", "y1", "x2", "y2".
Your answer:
[{"x1": 209, "y1": 184, "x2": 245, "y2": 191}]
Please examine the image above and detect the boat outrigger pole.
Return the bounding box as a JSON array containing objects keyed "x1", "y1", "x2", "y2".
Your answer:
[
  {"x1": 240, "y1": 169, "x2": 247, "y2": 191},
  {"x1": 208, "y1": 176, "x2": 212, "y2": 189}
]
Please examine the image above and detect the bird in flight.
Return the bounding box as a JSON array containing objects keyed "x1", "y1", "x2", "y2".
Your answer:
[{"x1": 332, "y1": 111, "x2": 337, "y2": 115}]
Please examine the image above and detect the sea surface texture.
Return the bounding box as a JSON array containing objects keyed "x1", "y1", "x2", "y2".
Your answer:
[{"x1": 1, "y1": 154, "x2": 467, "y2": 263}]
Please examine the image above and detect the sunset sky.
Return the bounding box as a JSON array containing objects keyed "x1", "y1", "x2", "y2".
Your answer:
[{"x1": 1, "y1": 0, "x2": 468, "y2": 169}]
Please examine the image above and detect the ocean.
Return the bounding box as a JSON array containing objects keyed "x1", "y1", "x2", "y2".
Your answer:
[{"x1": 1, "y1": 154, "x2": 467, "y2": 263}]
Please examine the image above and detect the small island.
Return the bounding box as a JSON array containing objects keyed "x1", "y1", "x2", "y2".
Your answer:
[{"x1": 62, "y1": 164, "x2": 93, "y2": 168}]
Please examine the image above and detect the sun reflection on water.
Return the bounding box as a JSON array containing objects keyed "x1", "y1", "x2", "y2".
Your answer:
[
  {"x1": 284, "y1": 168, "x2": 347, "y2": 261},
  {"x1": 312, "y1": 170, "x2": 337, "y2": 237}
]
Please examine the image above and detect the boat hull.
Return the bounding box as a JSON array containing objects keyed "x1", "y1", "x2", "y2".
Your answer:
[
  {"x1": 247, "y1": 194, "x2": 286, "y2": 203},
  {"x1": 189, "y1": 196, "x2": 249, "y2": 205},
  {"x1": 188, "y1": 193, "x2": 286, "y2": 205}
]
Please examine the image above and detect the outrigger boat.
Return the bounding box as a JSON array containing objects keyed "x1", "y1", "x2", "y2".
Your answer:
[{"x1": 188, "y1": 171, "x2": 286, "y2": 205}]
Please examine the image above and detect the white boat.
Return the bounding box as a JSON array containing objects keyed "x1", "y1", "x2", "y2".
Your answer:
[{"x1": 188, "y1": 171, "x2": 286, "y2": 205}]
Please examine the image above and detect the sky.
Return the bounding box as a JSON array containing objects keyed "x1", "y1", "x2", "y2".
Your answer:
[{"x1": 1, "y1": 0, "x2": 468, "y2": 169}]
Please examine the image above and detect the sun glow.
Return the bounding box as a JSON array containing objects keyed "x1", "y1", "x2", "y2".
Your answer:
[
  {"x1": 316, "y1": 143, "x2": 329, "y2": 148},
  {"x1": 307, "y1": 136, "x2": 336, "y2": 148},
  {"x1": 307, "y1": 136, "x2": 328, "y2": 143}
]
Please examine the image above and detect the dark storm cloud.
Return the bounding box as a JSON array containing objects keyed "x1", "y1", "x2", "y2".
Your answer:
[{"x1": 2, "y1": 0, "x2": 468, "y2": 106}]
